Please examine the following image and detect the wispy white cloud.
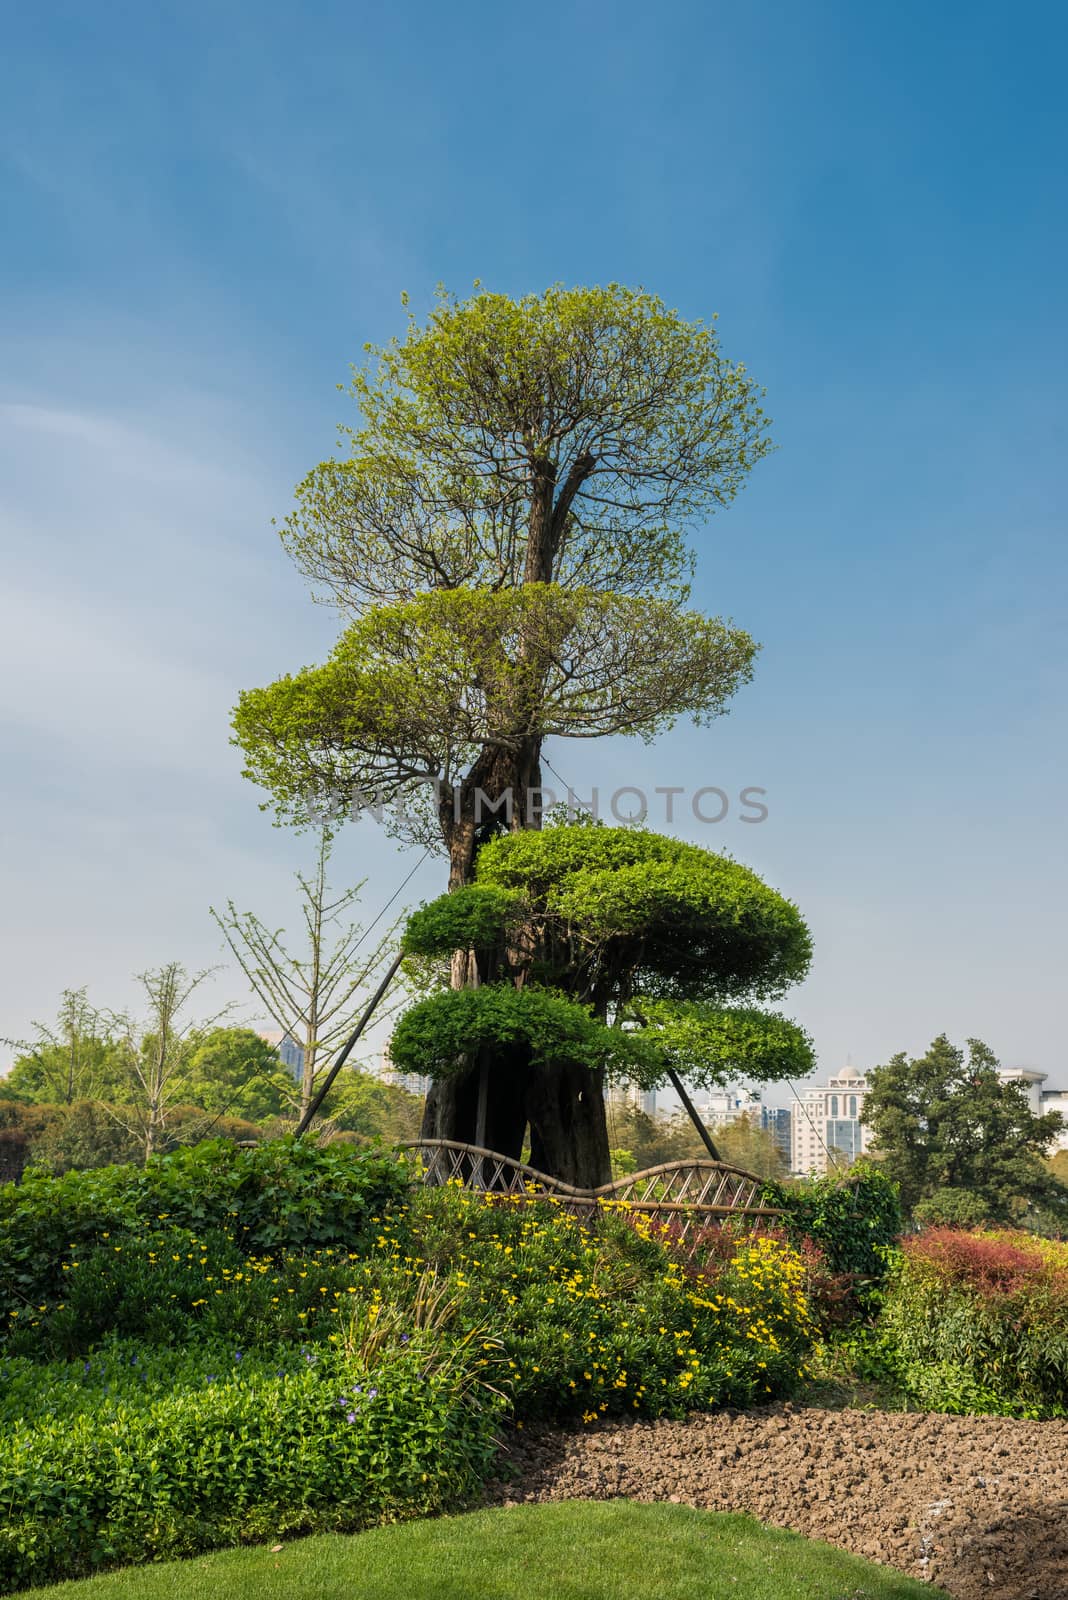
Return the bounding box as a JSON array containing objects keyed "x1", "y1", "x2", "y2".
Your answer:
[{"x1": 0, "y1": 402, "x2": 244, "y2": 494}]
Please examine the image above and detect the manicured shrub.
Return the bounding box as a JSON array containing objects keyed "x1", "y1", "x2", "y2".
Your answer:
[
  {"x1": 878, "y1": 1227, "x2": 1068, "y2": 1416},
  {"x1": 0, "y1": 1339, "x2": 503, "y2": 1591}
]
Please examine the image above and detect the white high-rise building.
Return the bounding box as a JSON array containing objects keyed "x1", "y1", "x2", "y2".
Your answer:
[
  {"x1": 998, "y1": 1067, "x2": 1068, "y2": 1154},
  {"x1": 790, "y1": 1071, "x2": 870, "y2": 1176},
  {"x1": 380, "y1": 1039, "x2": 430, "y2": 1098},
  {"x1": 693, "y1": 1085, "x2": 761, "y2": 1127}
]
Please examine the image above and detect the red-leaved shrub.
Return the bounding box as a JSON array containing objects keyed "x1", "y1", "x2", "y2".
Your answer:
[
  {"x1": 904, "y1": 1227, "x2": 1065, "y2": 1300},
  {"x1": 883, "y1": 1227, "x2": 1068, "y2": 1414}
]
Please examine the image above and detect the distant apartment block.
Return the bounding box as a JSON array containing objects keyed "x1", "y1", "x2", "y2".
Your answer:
[
  {"x1": 258, "y1": 1030, "x2": 305, "y2": 1081},
  {"x1": 791, "y1": 1071, "x2": 870, "y2": 1176},
  {"x1": 613, "y1": 1082, "x2": 785, "y2": 1157},
  {"x1": 379, "y1": 1039, "x2": 430, "y2": 1099},
  {"x1": 998, "y1": 1066, "x2": 1068, "y2": 1154},
  {"x1": 606, "y1": 1082, "x2": 657, "y2": 1119},
  {"x1": 759, "y1": 1105, "x2": 793, "y2": 1164},
  {"x1": 692, "y1": 1085, "x2": 761, "y2": 1126},
  {"x1": 697, "y1": 1089, "x2": 793, "y2": 1165}
]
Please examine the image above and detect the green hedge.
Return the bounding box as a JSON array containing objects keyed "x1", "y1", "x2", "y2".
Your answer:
[
  {"x1": 0, "y1": 1138, "x2": 409, "y2": 1329},
  {"x1": 0, "y1": 1342, "x2": 502, "y2": 1591}
]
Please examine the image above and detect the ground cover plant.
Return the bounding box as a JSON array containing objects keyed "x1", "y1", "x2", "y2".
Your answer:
[
  {"x1": 8, "y1": 1502, "x2": 950, "y2": 1600},
  {"x1": 0, "y1": 1141, "x2": 819, "y2": 1591}
]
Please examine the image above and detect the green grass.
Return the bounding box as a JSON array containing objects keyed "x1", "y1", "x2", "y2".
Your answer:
[{"x1": 16, "y1": 1501, "x2": 947, "y2": 1600}]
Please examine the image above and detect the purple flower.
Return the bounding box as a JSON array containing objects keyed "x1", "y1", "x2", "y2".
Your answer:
[
  {"x1": 368, "y1": 1388, "x2": 378, "y2": 1400},
  {"x1": 234, "y1": 1350, "x2": 243, "y2": 1362},
  {"x1": 346, "y1": 1411, "x2": 357, "y2": 1423},
  {"x1": 400, "y1": 1334, "x2": 410, "y2": 1344}
]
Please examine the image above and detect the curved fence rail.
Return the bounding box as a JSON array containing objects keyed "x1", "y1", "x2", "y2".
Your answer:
[{"x1": 396, "y1": 1139, "x2": 780, "y2": 1253}]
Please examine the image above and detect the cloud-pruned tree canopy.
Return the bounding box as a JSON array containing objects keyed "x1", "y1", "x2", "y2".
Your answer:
[
  {"x1": 390, "y1": 824, "x2": 813, "y2": 1181},
  {"x1": 233, "y1": 585, "x2": 756, "y2": 840}
]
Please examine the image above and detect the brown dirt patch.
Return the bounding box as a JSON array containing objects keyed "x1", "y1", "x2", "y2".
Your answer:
[{"x1": 483, "y1": 1405, "x2": 1068, "y2": 1600}]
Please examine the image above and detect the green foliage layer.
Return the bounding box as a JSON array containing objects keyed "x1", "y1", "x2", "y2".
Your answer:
[
  {"x1": 397, "y1": 824, "x2": 814, "y2": 1097},
  {"x1": 873, "y1": 1228, "x2": 1068, "y2": 1418},
  {"x1": 402, "y1": 885, "x2": 523, "y2": 960},
  {"x1": 388, "y1": 987, "x2": 651, "y2": 1080},
  {"x1": 0, "y1": 1142, "x2": 820, "y2": 1590},
  {"x1": 474, "y1": 825, "x2": 812, "y2": 1003}
]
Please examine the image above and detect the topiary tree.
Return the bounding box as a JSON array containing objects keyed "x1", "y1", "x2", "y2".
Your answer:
[
  {"x1": 233, "y1": 285, "x2": 775, "y2": 1149},
  {"x1": 390, "y1": 822, "x2": 814, "y2": 1185}
]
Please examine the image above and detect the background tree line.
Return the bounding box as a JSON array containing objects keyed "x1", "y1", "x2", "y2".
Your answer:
[{"x1": 0, "y1": 977, "x2": 422, "y2": 1179}]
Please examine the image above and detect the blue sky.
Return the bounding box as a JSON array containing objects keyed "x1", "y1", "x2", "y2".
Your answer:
[{"x1": 1, "y1": 0, "x2": 1066, "y2": 1103}]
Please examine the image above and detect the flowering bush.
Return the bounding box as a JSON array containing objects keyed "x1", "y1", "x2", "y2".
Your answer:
[
  {"x1": 0, "y1": 1137, "x2": 409, "y2": 1329},
  {"x1": 654, "y1": 1214, "x2": 857, "y2": 1331},
  {"x1": 878, "y1": 1227, "x2": 1068, "y2": 1416},
  {"x1": 0, "y1": 1150, "x2": 820, "y2": 1590},
  {"x1": 379, "y1": 1188, "x2": 817, "y2": 1421}
]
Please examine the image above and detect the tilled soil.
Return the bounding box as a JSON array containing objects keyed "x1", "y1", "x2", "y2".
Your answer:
[{"x1": 483, "y1": 1405, "x2": 1068, "y2": 1600}]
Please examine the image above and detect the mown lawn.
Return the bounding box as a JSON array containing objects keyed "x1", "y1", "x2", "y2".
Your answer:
[{"x1": 17, "y1": 1501, "x2": 946, "y2": 1600}]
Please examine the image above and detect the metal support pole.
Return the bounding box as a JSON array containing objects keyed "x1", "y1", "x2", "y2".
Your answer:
[
  {"x1": 472, "y1": 1055, "x2": 489, "y2": 1190},
  {"x1": 666, "y1": 1067, "x2": 722, "y2": 1161},
  {"x1": 295, "y1": 951, "x2": 405, "y2": 1136}
]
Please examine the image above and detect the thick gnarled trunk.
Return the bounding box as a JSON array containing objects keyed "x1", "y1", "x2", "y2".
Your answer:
[
  {"x1": 419, "y1": 733, "x2": 543, "y2": 1161},
  {"x1": 525, "y1": 1059, "x2": 611, "y2": 1188},
  {"x1": 419, "y1": 447, "x2": 598, "y2": 1179}
]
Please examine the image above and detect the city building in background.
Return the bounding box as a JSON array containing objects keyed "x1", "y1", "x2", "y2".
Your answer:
[
  {"x1": 998, "y1": 1067, "x2": 1068, "y2": 1154},
  {"x1": 257, "y1": 1030, "x2": 304, "y2": 1082},
  {"x1": 790, "y1": 1071, "x2": 870, "y2": 1175},
  {"x1": 380, "y1": 1040, "x2": 430, "y2": 1099},
  {"x1": 611, "y1": 1082, "x2": 787, "y2": 1159},
  {"x1": 759, "y1": 1105, "x2": 793, "y2": 1164},
  {"x1": 691, "y1": 1085, "x2": 761, "y2": 1126}
]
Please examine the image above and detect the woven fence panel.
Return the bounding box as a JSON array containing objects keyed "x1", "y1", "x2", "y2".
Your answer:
[{"x1": 396, "y1": 1139, "x2": 779, "y2": 1255}]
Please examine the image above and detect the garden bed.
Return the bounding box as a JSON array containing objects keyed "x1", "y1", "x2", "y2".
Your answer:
[{"x1": 484, "y1": 1404, "x2": 1068, "y2": 1600}]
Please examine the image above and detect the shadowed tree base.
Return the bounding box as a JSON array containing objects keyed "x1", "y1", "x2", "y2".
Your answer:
[{"x1": 419, "y1": 1055, "x2": 611, "y2": 1189}]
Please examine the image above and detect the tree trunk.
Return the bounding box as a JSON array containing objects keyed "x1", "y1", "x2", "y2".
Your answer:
[
  {"x1": 525, "y1": 1060, "x2": 611, "y2": 1188},
  {"x1": 417, "y1": 441, "x2": 596, "y2": 1173},
  {"x1": 419, "y1": 735, "x2": 543, "y2": 1159}
]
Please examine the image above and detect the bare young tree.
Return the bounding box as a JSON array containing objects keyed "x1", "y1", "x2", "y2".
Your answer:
[
  {"x1": 211, "y1": 831, "x2": 403, "y2": 1122},
  {"x1": 108, "y1": 964, "x2": 226, "y2": 1160}
]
